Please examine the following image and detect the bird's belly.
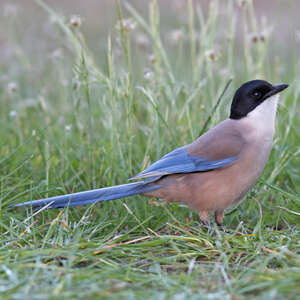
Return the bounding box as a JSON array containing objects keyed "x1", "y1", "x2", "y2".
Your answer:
[{"x1": 145, "y1": 144, "x2": 272, "y2": 213}]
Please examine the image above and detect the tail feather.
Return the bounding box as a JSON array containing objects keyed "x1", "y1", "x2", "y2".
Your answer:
[{"x1": 10, "y1": 181, "x2": 160, "y2": 209}]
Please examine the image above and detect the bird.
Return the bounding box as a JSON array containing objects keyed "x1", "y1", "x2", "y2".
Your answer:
[{"x1": 10, "y1": 80, "x2": 288, "y2": 226}]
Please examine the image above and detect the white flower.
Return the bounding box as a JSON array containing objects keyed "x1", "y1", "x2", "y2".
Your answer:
[
  {"x1": 144, "y1": 70, "x2": 154, "y2": 81},
  {"x1": 148, "y1": 54, "x2": 156, "y2": 64},
  {"x1": 248, "y1": 32, "x2": 259, "y2": 44},
  {"x1": 70, "y1": 15, "x2": 82, "y2": 27},
  {"x1": 8, "y1": 82, "x2": 17, "y2": 93},
  {"x1": 116, "y1": 18, "x2": 136, "y2": 33},
  {"x1": 9, "y1": 110, "x2": 17, "y2": 118},
  {"x1": 259, "y1": 25, "x2": 272, "y2": 42},
  {"x1": 51, "y1": 48, "x2": 63, "y2": 59},
  {"x1": 65, "y1": 125, "x2": 72, "y2": 132},
  {"x1": 205, "y1": 49, "x2": 219, "y2": 62},
  {"x1": 169, "y1": 29, "x2": 184, "y2": 44},
  {"x1": 123, "y1": 19, "x2": 136, "y2": 32}
]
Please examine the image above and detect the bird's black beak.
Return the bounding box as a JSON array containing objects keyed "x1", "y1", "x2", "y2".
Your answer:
[{"x1": 263, "y1": 83, "x2": 289, "y2": 100}]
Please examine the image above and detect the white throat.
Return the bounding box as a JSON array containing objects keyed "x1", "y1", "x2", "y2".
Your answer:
[
  {"x1": 247, "y1": 94, "x2": 279, "y2": 123},
  {"x1": 240, "y1": 94, "x2": 279, "y2": 138}
]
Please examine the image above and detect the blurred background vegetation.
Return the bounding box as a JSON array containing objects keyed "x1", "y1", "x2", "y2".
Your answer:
[
  {"x1": 1, "y1": 0, "x2": 299, "y2": 82},
  {"x1": 0, "y1": 1, "x2": 300, "y2": 299}
]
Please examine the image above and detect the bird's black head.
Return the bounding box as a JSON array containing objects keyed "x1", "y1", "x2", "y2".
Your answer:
[{"x1": 230, "y1": 80, "x2": 288, "y2": 120}]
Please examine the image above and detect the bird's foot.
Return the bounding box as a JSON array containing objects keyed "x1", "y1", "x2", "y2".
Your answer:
[
  {"x1": 214, "y1": 210, "x2": 224, "y2": 227},
  {"x1": 199, "y1": 211, "x2": 210, "y2": 227}
]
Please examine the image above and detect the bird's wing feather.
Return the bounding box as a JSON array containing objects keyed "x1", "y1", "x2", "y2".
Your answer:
[
  {"x1": 129, "y1": 146, "x2": 237, "y2": 180},
  {"x1": 130, "y1": 120, "x2": 245, "y2": 180}
]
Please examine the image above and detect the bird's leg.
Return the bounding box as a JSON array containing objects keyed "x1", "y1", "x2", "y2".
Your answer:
[
  {"x1": 214, "y1": 210, "x2": 224, "y2": 227},
  {"x1": 199, "y1": 211, "x2": 210, "y2": 226}
]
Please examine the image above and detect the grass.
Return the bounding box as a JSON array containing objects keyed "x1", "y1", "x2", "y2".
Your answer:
[{"x1": 1, "y1": 0, "x2": 300, "y2": 299}]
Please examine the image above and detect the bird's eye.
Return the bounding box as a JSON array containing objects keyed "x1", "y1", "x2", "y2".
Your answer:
[{"x1": 252, "y1": 91, "x2": 262, "y2": 99}]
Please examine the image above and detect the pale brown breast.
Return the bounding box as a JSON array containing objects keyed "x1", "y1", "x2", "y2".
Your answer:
[{"x1": 145, "y1": 119, "x2": 274, "y2": 213}]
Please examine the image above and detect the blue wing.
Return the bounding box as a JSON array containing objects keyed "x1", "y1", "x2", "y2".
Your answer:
[{"x1": 129, "y1": 146, "x2": 237, "y2": 180}]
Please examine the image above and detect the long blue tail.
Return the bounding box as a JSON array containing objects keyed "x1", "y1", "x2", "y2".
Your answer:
[{"x1": 10, "y1": 181, "x2": 160, "y2": 209}]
